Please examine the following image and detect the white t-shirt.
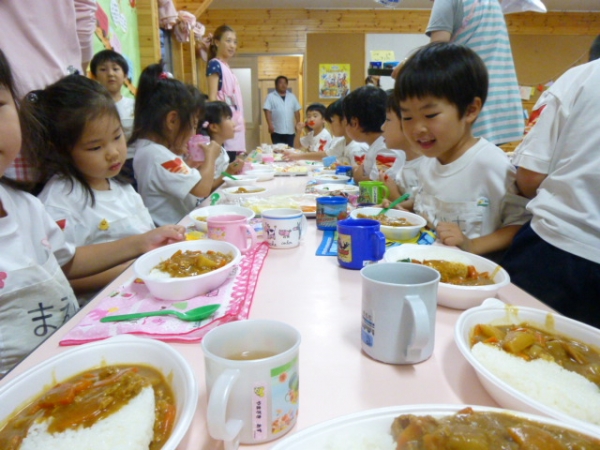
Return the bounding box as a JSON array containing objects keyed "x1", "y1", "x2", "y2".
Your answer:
[
  {"x1": 0, "y1": 184, "x2": 74, "y2": 271},
  {"x1": 414, "y1": 138, "x2": 530, "y2": 238},
  {"x1": 131, "y1": 139, "x2": 203, "y2": 226},
  {"x1": 116, "y1": 96, "x2": 135, "y2": 152},
  {"x1": 326, "y1": 137, "x2": 368, "y2": 166},
  {"x1": 300, "y1": 128, "x2": 332, "y2": 152},
  {"x1": 387, "y1": 152, "x2": 424, "y2": 199},
  {"x1": 512, "y1": 60, "x2": 600, "y2": 264},
  {"x1": 363, "y1": 136, "x2": 393, "y2": 181},
  {"x1": 214, "y1": 145, "x2": 230, "y2": 177},
  {"x1": 38, "y1": 176, "x2": 154, "y2": 247}
]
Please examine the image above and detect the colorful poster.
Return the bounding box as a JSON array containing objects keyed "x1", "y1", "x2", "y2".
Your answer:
[
  {"x1": 319, "y1": 64, "x2": 350, "y2": 99},
  {"x1": 93, "y1": 0, "x2": 140, "y2": 97}
]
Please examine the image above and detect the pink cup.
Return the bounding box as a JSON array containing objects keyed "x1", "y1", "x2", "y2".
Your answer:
[
  {"x1": 188, "y1": 134, "x2": 210, "y2": 162},
  {"x1": 207, "y1": 214, "x2": 257, "y2": 254}
]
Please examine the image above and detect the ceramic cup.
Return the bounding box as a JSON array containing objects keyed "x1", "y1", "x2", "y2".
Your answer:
[
  {"x1": 207, "y1": 214, "x2": 257, "y2": 254},
  {"x1": 358, "y1": 181, "x2": 389, "y2": 206},
  {"x1": 360, "y1": 263, "x2": 440, "y2": 364},
  {"x1": 188, "y1": 134, "x2": 210, "y2": 162},
  {"x1": 262, "y1": 208, "x2": 307, "y2": 249},
  {"x1": 316, "y1": 196, "x2": 348, "y2": 231},
  {"x1": 203, "y1": 319, "x2": 301, "y2": 448},
  {"x1": 336, "y1": 218, "x2": 386, "y2": 270}
]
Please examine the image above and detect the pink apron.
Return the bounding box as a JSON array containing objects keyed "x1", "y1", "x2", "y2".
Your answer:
[{"x1": 214, "y1": 58, "x2": 247, "y2": 153}]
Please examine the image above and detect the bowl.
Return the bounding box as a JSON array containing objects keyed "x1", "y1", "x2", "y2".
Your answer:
[
  {"x1": 271, "y1": 404, "x2": 600, "y2": 449},
  {"x1": 314, "y1": 183, "x2": 359, "y2": 195},
  {"x1": 134, "y1": 240, "x2": 242, "y2": 301},
  {"x1": 455, "y1": 299, "x2": 600, "y2": 436},
  {"x1": 188, "y1": 205, "x2": 255, "y2": 232},
  {"x1": 222, "y1": 185, "x2": 268, "y2": 201},
  {"x1": 244, "y1": 169, "x2": 275, "y2": 181},
  {"x1": 313, "y1": 174, "x2": 350, "y2": 185},
  {"x1": 0, "y1": 335, "x2": 197, "y2": 450},
  {"x1": 350, "y1": 207, "x2": 426, "y2": 241},
  {"x1": 222, "y1": 174, "x2": 259, "y2": 187},
  {"x1": 383, "y1": 244, "x2": 510, "y2": 309}
]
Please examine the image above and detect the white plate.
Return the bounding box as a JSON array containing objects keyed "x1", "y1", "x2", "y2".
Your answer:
[
  {"x1": 0, "y1": 336, "x2": 197, "y2": 450},
  {"x1": 455, "y1": 299, "x2": 600, "y2": 436},
  {"x1": 270, "y1": 404, "x2": 600, "y2": 449}
]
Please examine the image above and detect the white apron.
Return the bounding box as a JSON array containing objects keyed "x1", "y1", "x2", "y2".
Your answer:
[{"x1": 0, "y1": 250, "x2": 78, "y2": 377}]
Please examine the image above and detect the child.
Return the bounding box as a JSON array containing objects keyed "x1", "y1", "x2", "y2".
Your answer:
[
  {"x1": 292, "y1": 103, "x2": 332, "y2": 153},
  {"x1": 129, "y1": 63, "x2": 221, "y2": 226},
  {"x1": 379, "y1": 90, "x2": 423, "y2": 208},
  {"x1": 0, "y1": 50, "x2": 185, "y2": 375},
  {"x1": 343, "y1": 85, "x2": 394, "y2": 183},
  {"x1": 198, "y1": 101, "x2": 244, "y2": 189},
  {"x1": 395, "y1": 42, "x2": 530, "y2": 256},
  {"x1": 30, "y1": 75, "x2": 157, "y2": 303},
  {"x1": 283, "y1": 99, "x2": 367, "y2": 165}
]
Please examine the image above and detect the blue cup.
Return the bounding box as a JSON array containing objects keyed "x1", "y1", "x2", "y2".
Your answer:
[
  {"x1": 337, "y1": 218, "x2": 386, "y2": 270},
  {"x1": 316, "y1": 196, "x2": 348, "y2": 230},
  {"x1": 335, "y1": 165, "x2": 352, "y2": 177}
]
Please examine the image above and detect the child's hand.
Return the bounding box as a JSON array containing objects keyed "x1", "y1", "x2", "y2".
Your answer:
[
  {"x1": 202, "y1": 141, "x2": 222, "y2": 161},
  {"x1": 227, "y1": 158, "x2": 244, "y2": 175},
  {"x1": 295, "y1": 121, "x2": 305, "y2": 133},
  {"x1": 141, "y1": 225, "x2": 186, "y2": 252},
  {"x1": 436, "y1": 222, "x2": 473, "y2": 252},
  {"x1": 282, "y1": 149, "x2": 299, "y2": 161}
]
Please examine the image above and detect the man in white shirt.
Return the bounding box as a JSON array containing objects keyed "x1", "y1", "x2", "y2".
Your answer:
[{"x1": 263, "y1": 76, "x2": 301, "y2": 147}]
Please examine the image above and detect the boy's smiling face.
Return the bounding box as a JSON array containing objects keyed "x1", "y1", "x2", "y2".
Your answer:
[{"x1": 400, "y1": 94, "x2": 480, "y2": 165}]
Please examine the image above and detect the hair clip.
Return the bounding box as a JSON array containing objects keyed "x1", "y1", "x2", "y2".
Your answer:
[
  {"x1": 158, "y1": 72, "x2": 172, "y2": 80},
  {"x1": 201, "y1": 121, "x2": 209, "y2": 129},
  {"x1": 26, "y1": 91, "x2": 41, "y2": 103}
]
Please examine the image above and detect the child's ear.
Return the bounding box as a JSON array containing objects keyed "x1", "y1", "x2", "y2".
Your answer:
[
  {"x1": 165, "y1": 110, "x2": 180, "y2": 132},
  {"x1": 208, "y1": 123, "x2": 219, "y2": 134},
  {"x1": 465, "y1": 97, "x2": 483, "y2": 124}
]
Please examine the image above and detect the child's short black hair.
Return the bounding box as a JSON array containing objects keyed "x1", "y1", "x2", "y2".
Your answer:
[
  {"x1": 324, "y1": 99, "x2": 344, "y2": 123},
  {"x1": 90, "y1": 49, "x2": 129, "y2": 77},
  {"x1": 395, "y1": 42, "x2": 488, "y2": 118},
  {"x1": 342, "y1": 85, "x2": 387, "y2": 133},
  {"x1": 386, "y1": 89, "x2": 401, "y2": 118},
  {"x1": 306, "y1": 102, "x2": 326, "y2": 118}
]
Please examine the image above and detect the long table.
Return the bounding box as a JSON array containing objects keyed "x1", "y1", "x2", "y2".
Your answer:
[{"x1": 0, "y1": 175, "x2": 553, "y2": 449}]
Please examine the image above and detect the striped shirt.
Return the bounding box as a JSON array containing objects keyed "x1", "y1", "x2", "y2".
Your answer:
[{"x1": 427, "y1": 0, "x2": 525, "y2": 145}]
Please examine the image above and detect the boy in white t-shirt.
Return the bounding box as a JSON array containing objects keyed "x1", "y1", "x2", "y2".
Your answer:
[
  {"x1": 293, "y1": 103, "x2": 332, "y2": 152},
  {"x1": 283, "y1": 99, "x2": 367, "y2": 165},
  {"x1": 395, "y1": 42, "x2": 529, "y2": 257},
  {"x1": 343, "y1": 85, "x2": 395, "y2": 183}
]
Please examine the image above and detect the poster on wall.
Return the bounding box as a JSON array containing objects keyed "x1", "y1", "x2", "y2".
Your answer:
[
  {"x1": 93, "y1": 0, "x2": 141, "y2": 98},
  {"x1": 319, "y1": 64, "x2": 350, "y2": 99}
]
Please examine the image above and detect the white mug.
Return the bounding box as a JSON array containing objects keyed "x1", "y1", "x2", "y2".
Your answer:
[
  {"x1": 202, "y1": 320, "x2": 301, "y2": 449},
  {"x1": 262, "y1": 208, "x2": 307, "y2": 249},
  {"x1": 360, "y1": 263, "x2": 440, "y2": 364}
]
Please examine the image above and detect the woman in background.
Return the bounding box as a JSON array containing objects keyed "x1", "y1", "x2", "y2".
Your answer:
[{"x1": 206, "y1": 24, "x2": 246, "y2": 161}]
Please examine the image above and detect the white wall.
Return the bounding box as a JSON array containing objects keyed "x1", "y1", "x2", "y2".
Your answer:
[{"x1": 365, "y1": 33, "x2": 430, "y2": 90}]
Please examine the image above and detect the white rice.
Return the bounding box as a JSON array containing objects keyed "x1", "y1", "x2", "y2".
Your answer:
[
  {"x1": 146, "y1": 268, "x2": 173, "y2": 280},
  {"x1": 20, "y1": 385, "x2": 155, "y2": 450},
  {"x1": 472, "y1": 342, "x2": 600, "y2": 425},
  {"x1": 324, "y1": 432, "x2": 395, "y2": 450}
]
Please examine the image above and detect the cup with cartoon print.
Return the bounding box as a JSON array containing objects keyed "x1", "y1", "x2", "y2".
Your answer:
[{"x1": 261, "y1": 208, "x2": 307, "y2": 249}]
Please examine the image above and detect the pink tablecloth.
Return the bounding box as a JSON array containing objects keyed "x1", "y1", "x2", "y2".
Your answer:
[{"x1": 60, "y1": 242, "x2": 269, "y2": 345}]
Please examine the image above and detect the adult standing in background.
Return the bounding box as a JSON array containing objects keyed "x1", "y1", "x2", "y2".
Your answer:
[
  {"x1": 394, "y1": 0, "x2": 524, "y2": 146},
  {"x1": 263, "y1": 75, "x2": 301, "y2": 148},
  {"x1": 206, "y1": 24, "x2": 246, "y2": 161},
  {"x1": 0, "y1": 0, "x2": 97, "y2": 183}
]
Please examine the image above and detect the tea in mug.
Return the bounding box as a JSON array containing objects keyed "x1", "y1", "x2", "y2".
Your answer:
[{"x1": 227, "y1": 350, "x2": 277, "y2": 361}]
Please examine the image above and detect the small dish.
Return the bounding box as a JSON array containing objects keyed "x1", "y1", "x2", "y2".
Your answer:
[
  {"x1": 222, "y1": 174, "x2": 259, "y2": 187},
  {"x1": 244, "y1": 169, "x2": 275, "y2": 181},
  {"x1": 314, "y1": 183, "x2": 359, "y2": 195},
  {"x1": 350, "y1": 207, "x2": 426, "y2": 241},
  {"x1": 314, "y1": 174, "x2": 350, "y2": 185},
  {"x1": 222, "y1": 185, "x2": 268, "y2": 201},
  {"x1": 383, "y1": 244, "x2": 510, "y2": 309}
]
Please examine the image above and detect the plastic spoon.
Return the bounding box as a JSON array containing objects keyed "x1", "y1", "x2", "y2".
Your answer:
[
  {"x1": 100, "y1": 304, "x2": 221, "y2": 323},
  {"x1": 378, "y1": 193, "x2": 411, "y2": 216},
  {"x1": 221, "y1": 171, "x2": 239, "y2": 180},
  {"x1": 210, "y1": 192, "x2": 220, "y2": 205}
]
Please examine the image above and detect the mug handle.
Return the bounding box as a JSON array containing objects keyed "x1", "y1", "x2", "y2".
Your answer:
[
  {"x1": 241, "y1": 224, "x2": 257, "y2": 252},
  {"x1": 404, "y1": 294, "x2": 431, "y2": 362},
  {"x1": 298, "y1": 214, "x2": 308, "y2": 239},
  {"x1": 380, "y1": 184, "x2": 390, "y2": 200},
  {"x1": 372, "y1": 230, "x2": 386, "y2": 261},
  {"x1": 207, "y1": 368, "x2": 243, "y2": 449}
]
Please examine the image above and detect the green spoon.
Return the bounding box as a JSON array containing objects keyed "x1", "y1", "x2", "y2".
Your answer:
[
  {"x1": 378, "y1": 192, "x2": 411, "y2": 216},
  {"x1": 210, "y1": 192, "x2": 220, "y2": 205},
  {"x1": 100, "y1": 304, "x2": 221, "y2": 323},
  {"x1": 221, "y1": 171, "x2": 239, "y2": 180}
]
